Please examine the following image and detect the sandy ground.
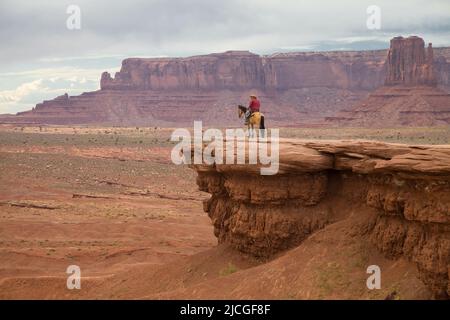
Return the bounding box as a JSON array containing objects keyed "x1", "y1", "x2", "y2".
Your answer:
[
  {"x1": 0, "y1": 125, "x2": 217, "y2": 299},
  {"x1": 0, "y1": 124, "x2": 448, "y2": 299}
]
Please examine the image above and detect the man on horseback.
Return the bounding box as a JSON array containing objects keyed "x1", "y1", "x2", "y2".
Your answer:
[
  {"x1": 238, "y1": 94, "x2": 265, "y2": 138},
  {"x1": 245, "y1": 94, "x2": 260, "y2": 125}
]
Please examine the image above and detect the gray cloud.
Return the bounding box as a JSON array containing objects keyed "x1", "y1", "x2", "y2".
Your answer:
[{"x1": 1, "y1": 0, "x2": 450, "y2": 66}]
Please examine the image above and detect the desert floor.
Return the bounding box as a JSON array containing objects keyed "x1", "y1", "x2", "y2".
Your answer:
[{"x1": 0, "y1": 124, "x2": 448, "y2": 299}]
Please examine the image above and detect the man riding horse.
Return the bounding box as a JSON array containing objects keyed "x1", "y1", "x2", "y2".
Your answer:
[
  {"x1": 238, "y1": 94, "x2": 265, "y2": 137},
  {"x1": 246, "y1": 94, "x2": 260, "y2": 124}
]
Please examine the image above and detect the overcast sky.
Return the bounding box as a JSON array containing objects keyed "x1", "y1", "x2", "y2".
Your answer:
[{"x1": 1, "y1": 0, "x2": 450, "y2": 114}]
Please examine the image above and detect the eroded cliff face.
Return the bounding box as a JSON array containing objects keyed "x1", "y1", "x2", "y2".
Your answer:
[
  {"x1": 100, "y1": 50, "x2": 386, "y2": 92},
  {"x1": 101, "y1": 51, "x2": 266, "y2": 91},
  {"x1": 100, "y1": 47, "x2": 450, "y2": 91},
  {"x1": 191, "y1": 140, "x2": 450, "y2": 298}
]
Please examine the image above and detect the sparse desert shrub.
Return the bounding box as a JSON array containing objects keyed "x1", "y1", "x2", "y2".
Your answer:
[{"x1": 220, "y1": 262, "x2": 238, "y2": 276}]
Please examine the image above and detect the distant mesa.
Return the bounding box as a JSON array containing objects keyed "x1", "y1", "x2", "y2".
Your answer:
[{"x1": 1, "y1": 36, "x2": 450, "y2": 127}]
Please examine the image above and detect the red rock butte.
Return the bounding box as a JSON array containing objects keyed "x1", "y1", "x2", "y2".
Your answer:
[
  {"x1": 385, "y1": 36, "x2": 437, "y2": 86},
  {"x1": 1, "y1": 36, "x2": 450, "y2": 127}
]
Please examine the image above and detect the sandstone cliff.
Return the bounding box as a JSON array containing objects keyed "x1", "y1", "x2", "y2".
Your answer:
[
  {"x1": 101, "y1": 51, "x2": 266, "y2": 91},
  {"x1": 100, "y1": 50, "x2": 387, "y2": 92},
  {"x1": 191, "y1": 139, "x2": 450, "y2": 298},
  {"x1": 100, "y1": 46, "x2": 450, "y2": 92}
]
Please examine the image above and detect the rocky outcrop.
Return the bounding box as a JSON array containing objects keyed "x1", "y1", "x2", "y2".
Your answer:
[{"x1": 190, "y1": 139, "x2": 450, "y2": 298}]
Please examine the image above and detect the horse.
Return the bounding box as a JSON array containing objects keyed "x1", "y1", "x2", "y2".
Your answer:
[{"x1": 238, "y1": 105, "x2": 265, "y2": 138}]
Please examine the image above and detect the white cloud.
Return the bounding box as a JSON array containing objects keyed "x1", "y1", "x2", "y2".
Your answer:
[
  {"x1": 0, "y1": 66, "x2": 118, "y2": 82},
  {"x1": 0, "y1": 79, "x2": 45, "y2": 103},
  {"x1": 38, "y1": 54, "x2": 126, "y2": 63},
  {"x1": 0, "y1": 65, "x2": 120, "y2": 113},
  {"x1": 0, "y1": 65, "x2": 120, "y2": 114}
]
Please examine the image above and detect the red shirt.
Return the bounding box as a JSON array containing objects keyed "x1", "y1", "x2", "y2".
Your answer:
[{"x1": 249, "y1": 99, "x2": 260, "y2": 112}]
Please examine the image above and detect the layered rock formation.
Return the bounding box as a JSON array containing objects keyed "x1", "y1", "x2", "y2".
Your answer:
[
  {"x1": 101, "y1": 51, "x2": 266, "y2": 91},
  {"x1": 190, "y1": 139, "x2": 450, "y2": 298},
  {"x1": 99, "y1": 50, "x2": 387, "y2": 92},
  {"x1": 332, "y1": 36, "x2": 450, "y2": 127},
  {"x1": 1, "y1": 36, "x2": 450, "y2": 126},
  {"x1": 385, "y1": 36, "x2": 437, "y2": 86}
]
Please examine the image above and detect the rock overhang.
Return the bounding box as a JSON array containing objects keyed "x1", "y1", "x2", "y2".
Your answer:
[{"x1": 189, "y1": 139, "x2": 450, "y2": 298}]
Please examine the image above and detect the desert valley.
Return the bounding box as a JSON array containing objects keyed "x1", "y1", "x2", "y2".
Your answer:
[{"x1": 0, "y1": 35, "x2": 449, "y2": 300}]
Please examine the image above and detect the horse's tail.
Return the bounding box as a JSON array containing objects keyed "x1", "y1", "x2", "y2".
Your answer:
[{"x1": 260, "y1": 115, "x2": 265, "y2": 129}]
